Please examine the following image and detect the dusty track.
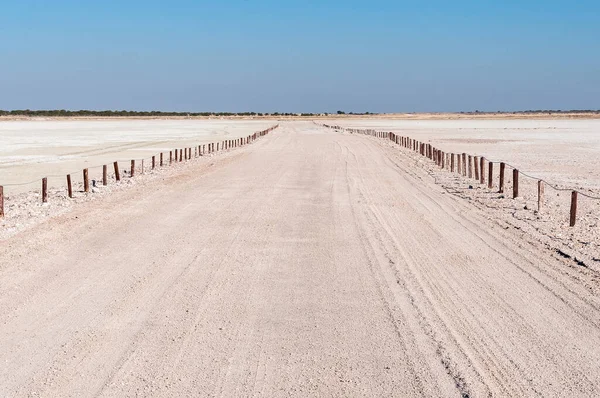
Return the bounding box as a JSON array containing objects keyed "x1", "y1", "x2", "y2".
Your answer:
[{"x1": 1, "y1": 122, "x2": 600, "y2": 397}]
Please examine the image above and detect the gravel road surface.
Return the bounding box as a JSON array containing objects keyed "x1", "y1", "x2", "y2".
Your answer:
[{"x1": 1, "y1": 122, "x2": 599, "y2": 397}]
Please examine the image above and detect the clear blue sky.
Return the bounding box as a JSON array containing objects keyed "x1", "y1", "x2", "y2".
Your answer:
[{"x1": 1, "y1": 0, "x2": 599, "y2": 113}]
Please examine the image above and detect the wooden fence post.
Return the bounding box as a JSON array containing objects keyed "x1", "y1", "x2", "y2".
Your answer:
[
  {"x1": 83, "y1": 168, "x2": 89, "y2": 192},
  {"x1": 474, "y1": 156, "x2": 479, "y2": 180},
  {"x1": 570, "y1": 191, "x2": 578, "y2": 227},
  {"x1": 152, "y1": 156, "x2": 156, "y2": 169},
  {"x1": 462, "y1": 154, "x2": 467, "y2": 176},
  {"x1": 67, "y1": 174, "x2": 73, "y2": 198},
  {"x1": 477, "y1": 158, "x2": 484, "y2": 184},
  {"x1": 130, "y1": 160, "x2": 135, "y2": 177},
  {"x1": 513, "y1": 169, "x2": 519, "y2": 198},
  {"x1": 451, "y1": 154, "x2": 455, "y2": 172},
  {"x1": 42, "y1": 177, "x2": 48, "y2": 203},
  {"x1": 0, "y1": 186, "x2": 4, "y2": 218},
  {"x1": 499, "y1": 162, "x2": 505, "y2": 193},
  {"x1": 468, "y1": 156, "x2": 473, "y2": 178},
  {"x1": 179, "y1": 149, "x2": 183, "y2": 162},
  {"x1": 103, "y1": 165, "x2": 108, "y2": 186},
  {"x1": 114, "y1": 162, "x2": 120, "y2": 181},
  {"x1": 160, "y1": 153, "x2": 163, "y2": 166},
  {"x1": 488, "y1": 162, "x2": 493, "y2": 189},
  {"x1": 537, "y1": 180, "x2": 544, "y2": 212},
  {"x1": 480, "y1": 157, "x2": 485, "y2": 184}
]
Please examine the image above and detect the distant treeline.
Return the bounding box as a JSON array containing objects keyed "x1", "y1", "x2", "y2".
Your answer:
[
  {"x1": 0, "y1": 109, "x2": 314, "y2": 117},
  {"x1": 1, "y1": 109, "x2": 598, "y2": 117},
  {"x1": 0, "y1": 109, "x2": 376, "y2": 117},
  {"x1": 461, "y1": 109, "x2": 600, "y2": 114}
]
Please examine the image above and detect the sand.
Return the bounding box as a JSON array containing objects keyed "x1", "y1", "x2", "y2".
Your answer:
[
  {"x1": 0, "y1": 119, "x2": 278, "y2": 194},
  {"x1": 1, "y1": 122, "x2": 600, "y2": 396},
  {"x1": 324, "y1": 118, "x2": 600, "y2": 191}
]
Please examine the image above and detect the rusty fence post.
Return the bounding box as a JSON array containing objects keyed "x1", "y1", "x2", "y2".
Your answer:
[
  {"x1": 480, "y1": 157, "x2": 485, "y2": 184},
  {"x1": 537, "y1": 180, "x2": 544, "y2": 212},
  {"x1": 42, "y1": 177, "x2": 48, "y2": 203},
  {"x1": 83, "y1": 168, "x2": 89, "y2": 192},
  {"x1": 152, "y1": 156, "x2": 156, "y2": 169},
  {"x1": 67, "y1": 174, "x2": 73, "y2": 198},
  {"x1": 160, "y1": 153, "x2": 164, "y2": 167},
  {"x1": 468, "y1": 156, "x2": 473, "y2": 178},
  {"x1": 114, "y1": 162, "x2": 120, "y2": 181},
  {"x1": 499, "y1": 162, "x2": 505, "y2": 193},
  {"x1": 130, "y1": 160, "x2": 135, "y2": 177},
  {"x1": 570, "y1": 191, "x2": 578, "y2": 227},
  {"x1": 513, "y1": 169, "x2": 519, "y2": 198},
  {"x1": 103, "y1": 165, "x2": 108, "y2": 186}
]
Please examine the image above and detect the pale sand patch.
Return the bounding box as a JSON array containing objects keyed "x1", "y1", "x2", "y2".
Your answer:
[
  {"x1": 0, "y1": 119, "x2": 278, "y2": 194},
  {"x1": 324, "y1": 118, "x2": 600, "y2": 190}
]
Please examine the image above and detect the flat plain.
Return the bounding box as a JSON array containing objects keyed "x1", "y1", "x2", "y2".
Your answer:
[
  {"x1": 1, "y1": 120, "x2": 599, "y2": 397},
  {"x1": 0, "y1": 119, "x2": 277, "y2": 194},
  {"x1": 324, "y1": 118, "x2": 600, "y2": 190}
]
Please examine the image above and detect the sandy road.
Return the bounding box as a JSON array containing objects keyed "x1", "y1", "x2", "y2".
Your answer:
[{"x1": 1, "y1": 122, "x2": 600, "y2": 397}]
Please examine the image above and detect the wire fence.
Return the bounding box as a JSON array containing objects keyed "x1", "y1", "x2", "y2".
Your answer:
[
  {"x1": 321, "y1": 124, "x2": 600, "y2": 229},
  {"x1": 0, "y1": 125, "x2": 279, "y2": 220}
]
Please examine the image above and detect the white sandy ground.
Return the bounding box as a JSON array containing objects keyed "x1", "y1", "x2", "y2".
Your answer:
[
  {"x1": 1, "y1": 122, "x2": 600, "y2": 396},
  {"x1": 324, "y1": 119, "x2": 600, "y2": 190},
  {"x1": 0, "y1": 119, "x2": 277, "y2": 194}
]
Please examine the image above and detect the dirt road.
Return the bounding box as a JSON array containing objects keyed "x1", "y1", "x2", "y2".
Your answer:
[{"x1": 1, "y1": 122, "x2": 600, "y2": 397}]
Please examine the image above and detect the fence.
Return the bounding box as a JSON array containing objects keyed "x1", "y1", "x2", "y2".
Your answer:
[
  {"x1": 322, "y1": 124, "x2": 600, "y2": 228},
  {"x1": 0, "y1": 125, "x2": 279, "y2": 219}
]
